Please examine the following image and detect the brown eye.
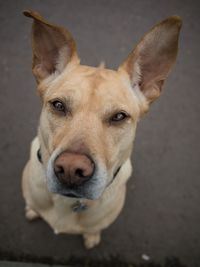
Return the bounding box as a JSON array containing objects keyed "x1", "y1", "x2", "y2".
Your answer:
[
  {"x1": 111, "y1": 111, "x2": 129, "y2": 123},
  {"x1": 51, "y1": 100, "x2": 65, "y2": 113}
]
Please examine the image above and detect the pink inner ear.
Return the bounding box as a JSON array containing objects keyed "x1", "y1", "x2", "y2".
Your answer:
[
  {"x1": 120, "y1": 16, "x2": 181, "y2": 103},
  {"x1": 139, "y1": 43, "x2": 175, "y2": 83},
  {"x1": 30, "y1": 15, "x2": 78, "y2": 83},
  {"x1": 33, "y1": 23, "x2": 66, "y2": 75}
]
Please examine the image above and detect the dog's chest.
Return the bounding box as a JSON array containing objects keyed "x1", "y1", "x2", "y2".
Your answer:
[{"x1": 44, "y1": 195, "x2": 105, "y2": 234}]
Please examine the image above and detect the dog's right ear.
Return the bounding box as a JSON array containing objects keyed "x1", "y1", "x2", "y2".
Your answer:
[{"x1": 23, "y1": 10, "x2": 79, "y2": 83}]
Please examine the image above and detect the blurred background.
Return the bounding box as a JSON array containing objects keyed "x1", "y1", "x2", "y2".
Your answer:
[{"x1": 0, "y1": 1, "x2": 200, "y2": 266}]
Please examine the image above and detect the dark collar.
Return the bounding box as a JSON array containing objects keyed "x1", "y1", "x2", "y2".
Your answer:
[
  {"x1": 37, "y1": 148, "x2": 43, "y2": 163},
  {"x1": 113, "y1": 166, "x2": 121, "y2": 179},
  {"x1": 108, "y1": 165, "x2": 122, "y2": 187}
]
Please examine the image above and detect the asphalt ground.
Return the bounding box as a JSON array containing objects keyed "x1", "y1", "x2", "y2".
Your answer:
[{"x1": 0, "y1": 1, "x2": 200, "y2": 267}]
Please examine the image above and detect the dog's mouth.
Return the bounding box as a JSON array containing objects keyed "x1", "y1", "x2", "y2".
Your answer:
[
  {"x1": 58, "y1": 166, "x2": 121, "y2": 199},
  {"x1": 61, "y1": 192, "x2": 83, "y2": 198}
]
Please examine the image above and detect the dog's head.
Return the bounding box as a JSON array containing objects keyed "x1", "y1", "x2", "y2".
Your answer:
[{"x1": 24, "y1": 10, "x2": 181, "y2": 199}]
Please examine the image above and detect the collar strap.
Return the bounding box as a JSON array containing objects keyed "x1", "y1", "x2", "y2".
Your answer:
[
  {"x1": 37, "y1": 148, "x2": 43, "y2": 163},
  {"x1": 109, "y1": 165, "x2": 121, "y2": 186},
  {"x1": 113, "y1": 166, "x2": 121, "y2": 178}
]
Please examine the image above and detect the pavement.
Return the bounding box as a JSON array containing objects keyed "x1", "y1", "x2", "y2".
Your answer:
[
  {"x1": 0, "y1": 1, "x2": 200, "y2": 267},
  {"x1": 0, "y1": 262, "x2": 67, "y2": 267}
]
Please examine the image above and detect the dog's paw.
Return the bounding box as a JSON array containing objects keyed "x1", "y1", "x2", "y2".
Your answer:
[
  {"x1": 83, "y1": 232, "x2": 101, "y2": 249},
  {"x1": 25, "y1": 206, "x2": 39, "y2": 221}
]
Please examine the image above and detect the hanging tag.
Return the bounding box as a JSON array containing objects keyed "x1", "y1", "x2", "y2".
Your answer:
[{"x1": 71, "y1": 201, "x2": 88, "y2": 212}]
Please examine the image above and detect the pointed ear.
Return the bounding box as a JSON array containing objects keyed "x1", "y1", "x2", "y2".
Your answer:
[
  {"x1": 119, "y1": 16, "x2": 182, "y2": 104},
  {"x1": 23, "y1": 10, "x2": 80, "y2": 83}
]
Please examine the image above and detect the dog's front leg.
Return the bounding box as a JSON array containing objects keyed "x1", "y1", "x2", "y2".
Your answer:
[
  {"x1": 83, "y1": 232, "x2": 101, "y2": 249},
  {"x1": 25, "y1": 205, "x2": 40, "y2": 221}
]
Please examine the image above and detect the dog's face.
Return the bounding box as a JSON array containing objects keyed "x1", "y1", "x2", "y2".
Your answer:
[
  {"x1": 24, "y1": 10, "x2": 181, "y2": 199},
  {"x1": 39, "y1": 65, "x2": 144, "y2": 199}
]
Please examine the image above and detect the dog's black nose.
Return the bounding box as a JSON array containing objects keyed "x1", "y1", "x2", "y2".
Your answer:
[{"x1": 54, "y1": 152, "x2": 94, "y2": 186}]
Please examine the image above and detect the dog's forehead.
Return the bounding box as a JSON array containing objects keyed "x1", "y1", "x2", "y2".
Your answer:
[
  {"x1": 46, "y1": 65, "x2": 133, "y2": 103},
  {"x1": 63, "y1": 65, "x2": 126, "y2": 91}
]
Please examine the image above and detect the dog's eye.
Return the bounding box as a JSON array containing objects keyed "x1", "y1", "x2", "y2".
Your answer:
[
  {"x1": 110, "y1": 111, "x2": 129, "y2": 123},
  {"x1": 51, "y1": 100, "x2": 65, "y2": 113}
]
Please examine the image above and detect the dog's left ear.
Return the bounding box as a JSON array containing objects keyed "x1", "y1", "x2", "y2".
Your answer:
[
  {"x1": 119, "y1": 16, "x2": 182, "y2": 105},
  {"x1": 24, "y1": 10, "x2": 79, "y2": 83}
]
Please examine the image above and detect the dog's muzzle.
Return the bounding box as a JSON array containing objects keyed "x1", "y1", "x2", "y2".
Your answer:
[
  {"x1": 39, "y1": 148, "x2": 121, "y2": 199},
  {"x1": 53, "y1": 151, "x2": 95, "y2": 188}
]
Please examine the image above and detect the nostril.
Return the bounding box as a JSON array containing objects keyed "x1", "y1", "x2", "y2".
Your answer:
[
  {"x1": 54, "y1": 165, "x2": 65, "y2": 179},
  {"x1": 55, "y1": 165, "x2": 64, "y2": 173},
  {"x1": 75, "y1": 160, "x2": 95, "y2": 179},
  {"x1": 75, "y1": 168, "x2": 85, "y2": 178}
]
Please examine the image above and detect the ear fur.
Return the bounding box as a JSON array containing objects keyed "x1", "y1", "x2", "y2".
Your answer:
[
  {"x1": 119, "y1": 16, "x2": 182, "y2": 104},
  {"x1": 23, "y1": 10, "x2": 79, "y2": 83}
]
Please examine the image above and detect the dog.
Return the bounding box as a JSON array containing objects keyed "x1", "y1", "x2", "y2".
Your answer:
[{"x1": 22, "y1": 10, "x2": 182, "y2": 249}]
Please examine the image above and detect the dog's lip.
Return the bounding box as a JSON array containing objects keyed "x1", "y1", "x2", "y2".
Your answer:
[{"x1": 60, "y1": 192, "x2": 83, "y2": 198}]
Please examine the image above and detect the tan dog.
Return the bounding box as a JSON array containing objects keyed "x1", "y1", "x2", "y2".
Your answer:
[{"x1": 22, "y1": 10, "x2": 182, "y2": 249}]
